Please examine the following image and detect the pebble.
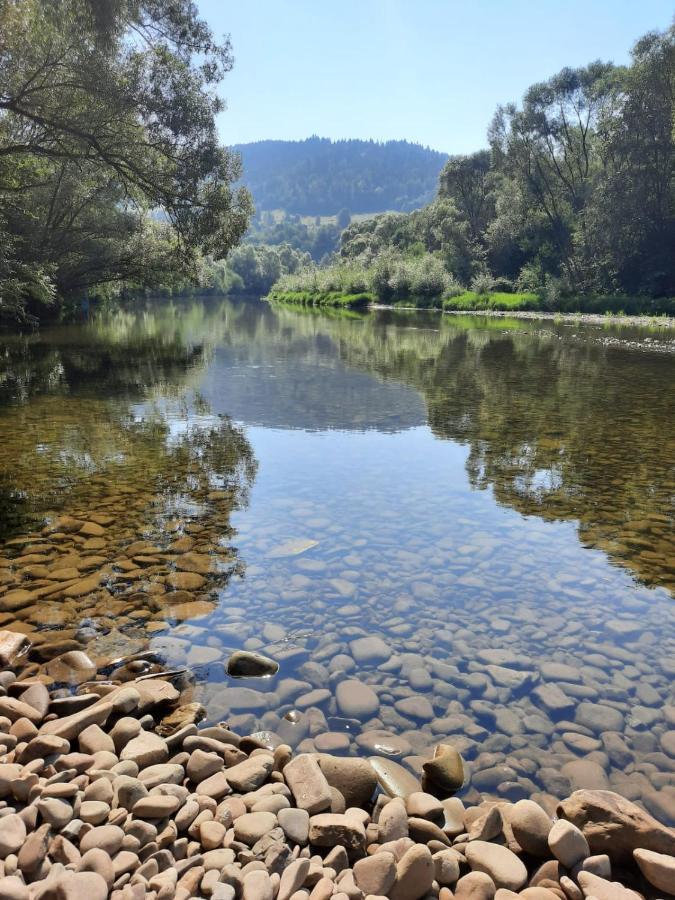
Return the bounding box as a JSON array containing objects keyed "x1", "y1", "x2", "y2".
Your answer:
[{"x1": 465, "y1": 841, "x2": 528, "y2": 891}]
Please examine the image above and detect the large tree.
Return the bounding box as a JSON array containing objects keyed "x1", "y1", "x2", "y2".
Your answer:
[{"x1": 0, "y1": 0, "x2": 251, "y2": 321}]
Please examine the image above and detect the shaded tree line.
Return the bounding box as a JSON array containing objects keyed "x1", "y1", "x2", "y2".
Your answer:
[{"x1": 0, "y1": 0, "x2": 251, "y2": 323}]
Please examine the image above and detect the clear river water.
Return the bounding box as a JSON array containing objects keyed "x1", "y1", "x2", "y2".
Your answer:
[{"x1": 1, "y1": 297, "x2": 674, "y2": 818}]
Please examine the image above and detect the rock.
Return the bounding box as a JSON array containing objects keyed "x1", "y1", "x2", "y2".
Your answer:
[
  {"x1": 349, "y1": 635, "x2": 391, "y2": 665},
  {"x1": 132, "y1": 794, "x2": 181, "y2": 817},
  {"x1": 336, "y1": 679, "x2": 379, "y2": 719},
  {"x1": 278, "y1": 807, "x2": 310, "y2": 845},
  {"x1": 0, "y1": 813, "x2": 26, "y2": 858},
  {"x1": 455, "y1": 872, "x2": 496, "y2": 900},
  {"x1": 390, "y1": 844, "x2": 435, "y2": 900},
  {"x1": 548, "y1": 819, "x2": 589, "y2": 868},
  {"x1": 233, "y1": 811, "x2": 278, "y2": 845},
  {"x1": 0, "y1": 630, "x2": 29, "y2": 666},
  {"x1": 308, "y1": 813, "x2": 366, "y2": 851},
  {"x1": 78, "y1": 848, "x2": 115, "y2": 888},
  {"x1": 558, "y1": 789, "x2": 675, "y2": 862},
  {"x1": 0, "y1": 876, "x2": 29, "y2": 900},
  {"x1": 0, "y1": 697, "x2": 43, "y2": 724},
  {"x1": 0, "y1": 589, "x2": 35, "y2": 612},
  {"x1": 370, "y1": 757, "x2": 422, "y2": 798},
  {"x1": 242, "y1": 869, "x2": 273, "y2": 900},
  {"x1": 187, "y1": 749, "x2": 222, "y2": 783},
  {"x1": 317, "y1": 755, "x2": 376, "y2": 808},
  {"x1": 284, "y1": 753, "x2": 332, "y2": 814},
  {"x1": 17, "y1": 822, "x2": 50, "y2": 874},
  {"x1": 576, "y1": 870, "x2": 643, "y2": 900},
  {"x1": 633, "y1": 847, "x2": 675, "y2": 894},
  {"x1": 643, "y1": 786, "x2": 675, "y2": 826},
  {"x1": 660, "y1": 730, "x2": 675, "y2": 757},
  {"x1": 464, "y1": 841, "x2": 527, "y2": 891},
  {"x1": 422, "y1": 743, "x2": 464, "y2": 797},
  {"x1": 433, "y1": 848, "x2": 461, "y2": 886},
  {"x1": 226, "y1": 650, "x2": 279, "y2": 678},
  {"x1": 56, "y1": 871, "x2": 109, "y2": 900},
  {"x1": 39, "y1": 701, "x2": 112, "y2": 741},
  {"x1": 532, "y1": 683, "x2": 574, "y2": 716},
  {"x1": 561, "y1": 760, "x2": 610, "y2": 792},
  {"x1": 575, "y1": 702, "x2": 624, "y2": 734},
  {"x1": 79, "y1": 724, "x2": 115, "y2": 755},
  {"x1": 80, "y1": 825, "x2": 124, "y2": 855},
  {"x1": 379, "y1": 797, "x2": 409, "y2": 842},
  {"x1": 224, "y1": 754, "x2": 274, "y2": 792},
  {"x1": 46, "y1": 650, "x2": 96, "y2": 684},
  {"x1": 354, "y1": 851, "x2": 397, "y2": 895},
  {"x1": 120, "y1": 731, "x2": 168, "y2": 768},
  {"x1": 278, "y1": 858, "x2": 311, "y2": 900},
  {"x1": 509, "y1": 800, "x2": 553, "y2": 857},
  {"x1": 395, "y1": 696, "x2": 435, "y2": 721}
]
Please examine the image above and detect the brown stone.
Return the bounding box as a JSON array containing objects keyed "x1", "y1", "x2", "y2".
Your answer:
[{"x1": 558, "y1": 789, "x2": 675, "y2": 863}]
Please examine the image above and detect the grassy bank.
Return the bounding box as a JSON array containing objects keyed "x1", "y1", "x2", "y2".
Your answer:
[
  {"x1": 442, "y1": 291, "x2": 675, "y2": 316},
  {"x1": 266, "y1": 289, "x2": 374, "y2": 309}
]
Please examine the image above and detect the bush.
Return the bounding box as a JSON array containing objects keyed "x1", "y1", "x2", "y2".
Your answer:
[{"x1": 470, "y1": 272, "x2": 496, "y2": 296}]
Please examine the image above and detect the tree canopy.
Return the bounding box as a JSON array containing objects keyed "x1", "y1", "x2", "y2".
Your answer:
[{"x1": 0, "y1": 0, "x2": 251, "y2": 322}]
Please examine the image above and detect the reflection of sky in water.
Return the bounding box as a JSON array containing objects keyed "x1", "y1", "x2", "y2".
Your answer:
[{"x1": 1, "y1": 299, "x2": 675, "y2": 807}]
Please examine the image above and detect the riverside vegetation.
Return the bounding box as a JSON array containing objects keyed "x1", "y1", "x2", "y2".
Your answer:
[
  {"x1": 267, "y1": 24, "x2": 674, "y2": 315},
  {"x1": 0, "y1": 297, "x2": 675, "y2": 897}
]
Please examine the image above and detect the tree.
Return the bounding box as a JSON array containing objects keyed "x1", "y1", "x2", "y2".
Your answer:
[
  {"x1": 336, "y1": 208, "x2": 352, "y2": 229},
  {"x1": 0, "y1": 0, "x2": 252, "y2": 320},
  {"x1": 438, "y1": 151, "x2": 495, "y2": 244},
  {"x1": 489, "y1": 61, "x2": 621, "y2": 287}
]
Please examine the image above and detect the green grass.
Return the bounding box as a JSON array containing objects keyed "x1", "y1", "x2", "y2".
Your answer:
[
  {"x1": 266, "y1": 289, "x2": 374, "y2": 309},
  {"x1": 442, "y1": 291, "x2": 675, "y2": 316},
  {"x1": 442, "y1": 291, "x2": 542, "y2": 312}
]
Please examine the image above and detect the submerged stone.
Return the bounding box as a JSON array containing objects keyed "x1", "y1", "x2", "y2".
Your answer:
[{"x1": 226, "y1": 650, "x2": 279, "y2": 678}]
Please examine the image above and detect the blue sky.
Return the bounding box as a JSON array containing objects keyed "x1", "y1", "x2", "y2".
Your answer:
[{"x1": 199, "y1": 0, "x2": 673, "y2": 154}]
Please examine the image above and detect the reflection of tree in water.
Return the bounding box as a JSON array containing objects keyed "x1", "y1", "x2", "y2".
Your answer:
[
  {"x1": 301, "y1": 308, "x2": 675, "y2": 593},
  {"x1": 0, "y1": 317, "x2": 257, "y2": 539}
]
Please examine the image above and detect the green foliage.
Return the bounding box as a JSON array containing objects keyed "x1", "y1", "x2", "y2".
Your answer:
[
  {"x1": 443, "y1": 292, "x2": 542, "y2": 311},
  {"x1": 323, "y1": 24, "x2": 674, "y2": 305},
  {"x1": 234, "y1": 137, "x2": 448, "y2": 215},
  {"x1": 0, "y1": 0, "x2": 251, "y2": 322},
  {"x1": 266, "y1": 290, "x2": 373, "y2": 309},
  {"x1": 245, "y1": 216, "x2": 341, "y2": 262}
]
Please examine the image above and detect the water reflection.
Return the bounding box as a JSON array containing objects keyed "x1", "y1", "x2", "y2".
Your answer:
[{"x1": 0, "y1": 297, "x2": 674, "y2": 813}]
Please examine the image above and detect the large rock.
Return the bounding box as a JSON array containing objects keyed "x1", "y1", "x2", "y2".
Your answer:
[
  {"x1": 633, "y1": 847, "x2": 675, "y2": 894},
  {"x1": 558, "y1": 789, "x2": 675, "y2": 863},
  {"x1": 317, "y1": 755, "x2": 376, "y2": 808}
]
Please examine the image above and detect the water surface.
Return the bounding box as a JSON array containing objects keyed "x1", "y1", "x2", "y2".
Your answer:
[{"x1": 1, "y1": 298, "x2": 674, "y2": 814}]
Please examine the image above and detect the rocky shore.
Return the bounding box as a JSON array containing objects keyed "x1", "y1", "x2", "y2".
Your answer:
[{"x1": 1, "y1": 632, "x2": 674, "y2": 900}]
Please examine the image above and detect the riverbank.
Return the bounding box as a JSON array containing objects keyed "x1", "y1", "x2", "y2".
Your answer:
[
  {"x1": 1, "y1": 635, "x2": 674, "y2": 900},
  {"x1": 267, "y1": 290, "x2": 675, "y2": 324},
  {"x1": 266, "y1": 290, "x2": 374, "y2": 309}
]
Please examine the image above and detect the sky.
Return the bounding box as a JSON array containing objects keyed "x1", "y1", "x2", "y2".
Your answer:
[{"x1": 199, "y1": 0, "x2": 673, "y2": 155}]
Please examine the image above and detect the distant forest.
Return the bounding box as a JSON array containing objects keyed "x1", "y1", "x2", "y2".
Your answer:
[{"x1": 233, "y1": 137, "x2": 448, "y2": 215}]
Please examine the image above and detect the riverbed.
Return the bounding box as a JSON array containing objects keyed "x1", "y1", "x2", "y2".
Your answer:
[{"x1": 1, "y1": 297, "x2": 674, "y2": 818}]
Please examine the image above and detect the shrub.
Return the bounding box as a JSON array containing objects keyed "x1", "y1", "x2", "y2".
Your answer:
[{"x1": 470, "y1": 272, "x2": 496, "y2": 296}]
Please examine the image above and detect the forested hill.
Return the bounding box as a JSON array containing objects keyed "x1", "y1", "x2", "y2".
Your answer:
[{"x1": 233, "y1": 137, "x2": 448, "y2": 215}]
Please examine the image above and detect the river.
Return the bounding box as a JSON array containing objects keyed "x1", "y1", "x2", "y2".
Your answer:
[{"x1": 1, "y1": 297, "x2": 674, "y2": 818}]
